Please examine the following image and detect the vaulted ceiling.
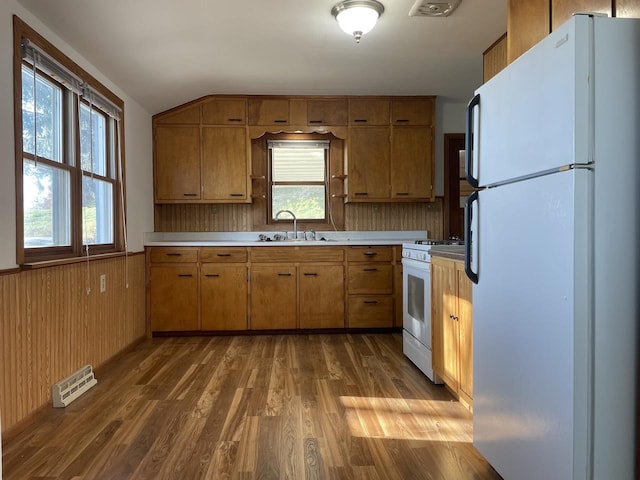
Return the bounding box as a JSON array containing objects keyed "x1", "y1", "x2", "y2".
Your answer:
[{"x1": 17, "y1": 0, "x2": 507, "y2": 114}]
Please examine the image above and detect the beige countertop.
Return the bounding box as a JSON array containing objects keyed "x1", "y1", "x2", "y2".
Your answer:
[
  {"x1": 144, "y1": 230, "x2": 428, "y2": 247},
  {"x1": 429, "y1": 245, "x2": 465, "y2": 261}
]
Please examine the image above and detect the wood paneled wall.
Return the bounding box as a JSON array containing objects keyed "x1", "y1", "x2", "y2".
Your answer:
[
  {"x1": 0, "y1": 254, "x2": 146, "y2": 436},
  {"x1": 153, "y1": 199, "x2": 444, "y2": 238}
]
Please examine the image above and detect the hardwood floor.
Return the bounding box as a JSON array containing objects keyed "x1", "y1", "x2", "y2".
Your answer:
[{"x1": 2, "y1": 333, "x2": 502, "y2": 479}]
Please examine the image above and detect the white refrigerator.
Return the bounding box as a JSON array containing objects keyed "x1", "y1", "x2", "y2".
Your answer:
[{"x1": 464, "y1": 14, "x2": 639, "y2": 480}]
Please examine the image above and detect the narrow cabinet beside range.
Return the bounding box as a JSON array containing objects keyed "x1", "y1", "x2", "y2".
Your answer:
[{"x1": 431, "y1": 256, "x2": 473, "y2": 408}]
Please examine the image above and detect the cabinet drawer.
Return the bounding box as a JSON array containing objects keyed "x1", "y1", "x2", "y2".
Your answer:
[
  {"x1": 346, "y1": 246, "x2": 393, "y2": 263},
  {"x1": 250, "y1": 246, "x2": 344, "y2": 263},
  {"x1": 200, "y1": 247, "x2": 248, "y2": 263},
  {"x1": 348, "y1": 265, "x2": 393, "y2": 294},
  {"x1": 348, "y1": 296, "x2": 393, "y2": 328},
  {"x1": 149, "y1": 247, "x2": 198, "y2": 263},
  {"x1": 250, "y1": 247, "x2": 295, "y2": 263}
]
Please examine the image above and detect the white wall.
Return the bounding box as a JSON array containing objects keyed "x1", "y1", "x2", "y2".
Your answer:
[
  {"x1": 434, "y1": 99, "x2": 468, "y2": 196},
  {"x1": 0, "y1": 1, "x2": 154, "y2": 270}
]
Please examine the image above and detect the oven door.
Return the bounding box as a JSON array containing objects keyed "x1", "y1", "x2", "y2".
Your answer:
[{"x1": 402, "y1": 257, "x2": 431, "y2": 348}]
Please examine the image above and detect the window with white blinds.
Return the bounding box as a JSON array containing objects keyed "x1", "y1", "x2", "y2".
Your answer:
[{"x1": 268, "y1": 140, "x2": 329, "y2": 221}]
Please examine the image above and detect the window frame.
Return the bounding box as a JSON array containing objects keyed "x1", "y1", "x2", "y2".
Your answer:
[
  {"x1": 14, "y1": 16, "x2": 126, "y2": 265},
  {"x1": 267, "y1": 140, "x2": 330, "y2": 224}
]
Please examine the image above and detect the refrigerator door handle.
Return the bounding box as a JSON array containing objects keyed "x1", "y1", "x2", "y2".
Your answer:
[
  {"x1": 464, "y1": 190, "x2": 479, "y2": 284},
  {"x1": 465, "y1": 94, "x2": 480, "y2": 189}
]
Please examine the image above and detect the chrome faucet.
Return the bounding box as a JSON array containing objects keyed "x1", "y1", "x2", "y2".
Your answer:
[{"x1": 274, "y1": 210, "x2": 297, "y2": 240}]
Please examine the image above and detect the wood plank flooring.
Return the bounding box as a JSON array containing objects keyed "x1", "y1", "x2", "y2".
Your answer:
[{"x1": 2, "y1": 333, "x2": 502, "y2": 479}]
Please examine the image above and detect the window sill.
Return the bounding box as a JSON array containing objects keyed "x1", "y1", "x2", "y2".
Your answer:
[{"x1": 21, "y1": 251, "x2": 142, "y2": 270}]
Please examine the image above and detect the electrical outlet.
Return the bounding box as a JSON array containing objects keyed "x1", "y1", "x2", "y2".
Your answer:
[{"x1": 99, "y1": 274, "x2": 106, "y2": 293}]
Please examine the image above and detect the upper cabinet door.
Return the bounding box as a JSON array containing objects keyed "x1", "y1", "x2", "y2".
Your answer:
[
  {"x1": 307, "y1": 99, "x2": 348, "y2": 126},
  {"x1": 202, "y1": 127, "x2": 248, "y2": 201},
  {"x1": 391, "y1": 126, "x2": 433, "y2": 200},
  {"x1": 507, "y1": 0, "x2": 550, "y2": 63},
  {"x1": 154, "y1": 104, "x2": 200, "y2": 125},
  {"x1": 391, "y1": 98, "x2": 434, "y2": 126},
  {"x1": 202, "y1": 98, "x2": 247, "y2": 125},
  {"x1": 349, "y1": 99, "x2": 390, "y2": 126},
  {"x1": 552, "y1": 0, "x2": 611, "y2": 30},
  {"x1": 154, "y1": 126, "x2": 201, "y2": 201},
  {"x1": 248, "y1": 98, "x2": 290, "y2": 125}
]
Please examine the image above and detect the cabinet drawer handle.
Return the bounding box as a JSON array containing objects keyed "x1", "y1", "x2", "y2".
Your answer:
[
  {"x1": 354, "y1": 192, "x2": 368, "y2": 196},
  {"x1": 228, "y1": 118, "x2": 243, "y2": 122},
  {"x1": 177, "y1": 274, "x2": 193, "y2": 278},
  {"x1": 229, "y1": 193, "x2": 244, "y2": 197},
  {"x1": 304, "y1": 272, "x2": 318, "y2": 276},
  {"x1": 363, "y1": 268, "x2": 378, "y2": 272},
  {"x1": 278, "y1": 273, "x2": 292, "y2": 277},
  {"x1": 205, "y1": 274, "x2": 220, "y2": 278},
  {"x1": 273, "y1": 119, "x2": 287, "y2": 123},
  {"x1": 363, "y1": 252, "x2": 377, "y2": 257},
  {"x1": 165, "y1": 253, "x2": 182, "y2": 257},
  {"x1": 216, "y1": 253, "x2": 231, "y2": 257},
  {"x1": 364, "y1": 301, "x2": 378, "y2": 305},
  {"x1": 309, "y1": 120, "x2": 323, "y2": 124},
  {"x1": 395, "y1": 119, "x2": 410, "y2": 123},
  {"x1": 183, "y1": 193, "x2": 198, "y2": 197},
  {"x1": 396, "y1": 192, "x2": 410, "y2": 196},
  {"x1": 353, "y1": 119, "x2": 368, "y2": 123}
]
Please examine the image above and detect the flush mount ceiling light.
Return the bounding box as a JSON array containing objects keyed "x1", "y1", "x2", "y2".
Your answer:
[{"x1": 331, "y1": 0, "x2": 385, "y2": 43}]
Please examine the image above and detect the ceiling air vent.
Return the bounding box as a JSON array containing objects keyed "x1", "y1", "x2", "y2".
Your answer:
[{"x1": 408, "y1": 0, "x2": 461, "y2": 17}]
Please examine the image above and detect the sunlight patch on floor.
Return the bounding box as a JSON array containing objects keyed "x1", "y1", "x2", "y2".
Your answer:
[{"x1": 340, "y1": 395, "x2": 473, "y2": 442}]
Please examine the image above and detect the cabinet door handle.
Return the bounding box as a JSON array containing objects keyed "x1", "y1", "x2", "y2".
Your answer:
[
  {"x1": 273, "y1": 119, "x2": 287, "y2": 123},
  {"x1": 364, "y1": 301, "x2": 378, "y2": 305},
  {"x1": 216, "y1": 253, "x2": 231, "y2": 257},
  {"x1": 177, "y1": 274, "x2": 193, "y2": 278},
  {"x1": 354, "y1": 192, "x2": 368, "y2": 196},
  {"x1": 183, "y1": 193, "x2": 198, "y2": 197},
  {"x1": 363, "y1": 268, "x2": 378, "y2": 272},
  {"x1": 396, "y1": 192, "x2": 410, "y2": 196},
  {"x1": 303, "y1": 272, "x2": 318, "y2": 276},
  {"x1": 353, "y1": 119, "x2": 368, "y2": 123},
  {"x1": 205, "y1": 274, "x2": 220, "y2": 278},
  {"x1": 395, "y1": 119, "x2": 410, "y2": 123},
  {"x1": 228, "y1": 118, "x2": 243, "y2": 122},
  {"x1": 278, "y1": 273, "x2": 292, "y2": 277},
  {"x1": 165, "y1": 253, "x2": 182, "y2": 257},
  {"x1": 363, "y1": 252, "x2": 377, "y2": 257},
  {"x1": 229, "y1": 193, "x2": 244, "y2": 197},
  {"x1": 309, "y1": 119, "x2": 323, "y2": 124}
]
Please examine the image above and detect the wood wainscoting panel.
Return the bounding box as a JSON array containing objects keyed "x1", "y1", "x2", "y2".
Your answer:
[
  {"x1": 344, "y1": 199, "x2": 444, "y2": 238},
  {"x1": 154, "y1": 203, "x2": 253, "y2": 232},
  {"x1": 0, "y1": 254, "x2": 146, "y2": 435}
]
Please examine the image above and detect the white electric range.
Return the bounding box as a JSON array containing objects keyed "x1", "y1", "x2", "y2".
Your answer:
[{"x1": 401, "y1": 240, "x2": 462, "y2": 383}]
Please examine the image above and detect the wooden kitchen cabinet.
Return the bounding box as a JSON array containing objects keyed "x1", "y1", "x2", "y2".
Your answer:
[
  {"x1": 349, "y1": 98, "x2": 390, "y2": 125},
  {"x1": 201, "y1": 265, "x2": 248, "y2": 330},
  {"x1": 347, "y1": 127, "x2": 391, "y2": 201},
  {"x1": 431, "y1": 256, "x2": 473, "y2": 408},
  {"x1": 249, "y1": 265, "x2": 297, "y2": 330},
  {"x1": 248, "y1": 98, "x2": 290, "y2": 125},
  {"x1": 202, "y1": 126, "x2": 249, "y2": 201},
  {"x1": 201, "y1": 97, "x2": 246, "y2": 125},
  {"x1": 346, "y1": 246, "x2": 394, "y2": 328},
  {"x1": 393, "y1": 246, "x2": 403, "y2": 328},
  {"x1": 483, "y1": 33, "x2": 508, "y2": 83},
  {"x1": 307, "y1": 99, "x2": 348, "y2": 126},
  {"x1": 507, "y1": 0, "x2": 550, "y2": 63},
  {"x1": 150, "y1": 265, "x2": 199, "y2": 332},
  {"x1": 391, "y1": 98, "x2": 434, "y2": 126},
  {"x1": 552, "y1": 0, "x2": 611, "y2": 30},
  {"x1": 616, "y1": 0, "x2": 640, "y2": 17},
  {"x1": 299, "y1": 265, "x2": 345, "y2": 329},
  {"x1": 391, "y1": 126, "x2": 433, "y2": 200},
  {"x1": 154, "y1": 126, "x2": 201, "y2": 201}
]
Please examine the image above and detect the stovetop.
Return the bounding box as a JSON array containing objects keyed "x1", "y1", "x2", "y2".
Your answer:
[
  {"x1": 402, "y1": 239, "x2": 464, "y2": 262},
  {"x1": 414, "y1": 239, "x2": 464, "y2": 246}
]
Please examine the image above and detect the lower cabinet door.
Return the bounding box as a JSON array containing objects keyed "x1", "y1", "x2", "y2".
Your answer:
[
  {"x1": 348, "y1": 296, "x2": 393, "y2": 328},
  {"x1": 299, "y1": 265, "x2": 345, "y2": 329},
  {"x1": 250, "y1": 265, "x2": 297, "y2": 330},
  {"x1": 201, "y1": 265, "x2": 248, "y2": 330},
  {"x1": 150, "y1": 266, "x2": 199, "y2": 331}
]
